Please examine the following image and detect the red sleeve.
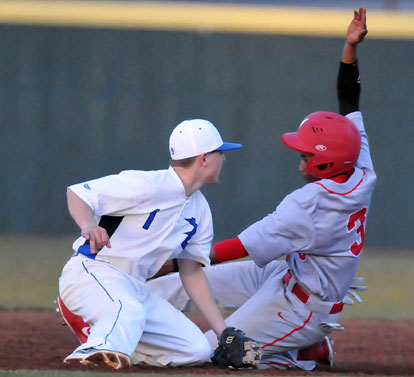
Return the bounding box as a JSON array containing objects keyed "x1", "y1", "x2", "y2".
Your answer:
[{"x1": 213, "y1": 237, "x2": 248, "y2": 263}]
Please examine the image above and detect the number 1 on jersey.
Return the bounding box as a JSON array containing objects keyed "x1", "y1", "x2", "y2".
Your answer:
[
  {"x1": 347, "y1": 207, "x2": 367, "y2": 256},
  {"x1": 143, "y1": 209, "x2": 160, "y2": 230}
]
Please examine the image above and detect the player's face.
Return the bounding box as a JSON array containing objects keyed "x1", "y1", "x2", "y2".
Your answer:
[
  {"x1": 299, "y1": 153, "x2": 318, "y2": 183},
  {"x1": 204, "y1": 151, "x2": 226, "y2": 184}
]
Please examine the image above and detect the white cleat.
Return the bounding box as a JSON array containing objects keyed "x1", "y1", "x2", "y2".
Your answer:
[{"x1": 64, "y1": 347, "x2": 132, "y2": 369}]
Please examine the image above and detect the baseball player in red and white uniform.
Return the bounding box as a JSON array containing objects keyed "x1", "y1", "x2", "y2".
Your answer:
[
  {"x1": 148, "y1": 8, "x2": 376, "y2": 370},
  {"x1": 58, "y1": 119, "x2": 244, "y2": 369}
]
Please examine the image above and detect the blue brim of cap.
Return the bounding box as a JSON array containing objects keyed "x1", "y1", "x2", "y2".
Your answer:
[{"x1": 216, "y1": 142, "x2": 242, "y2": 151}]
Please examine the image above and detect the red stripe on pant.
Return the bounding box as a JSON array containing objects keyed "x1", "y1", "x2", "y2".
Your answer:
[{"x1": 262, "y1": 311, "x2": 313, "y2": 349}]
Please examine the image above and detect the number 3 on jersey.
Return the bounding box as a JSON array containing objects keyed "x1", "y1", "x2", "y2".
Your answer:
[{"x1": 347, "y1": 207, "x2": 367, "y2": 256}]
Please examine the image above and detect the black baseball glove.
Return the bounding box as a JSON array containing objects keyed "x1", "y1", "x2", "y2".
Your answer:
[{"x1": 211, "y1": 327, "x2": 262, "y2": 369}]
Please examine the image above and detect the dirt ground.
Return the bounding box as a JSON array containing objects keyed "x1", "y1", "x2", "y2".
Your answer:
[{"x1": 1, "y1": 310, "x2": 413, "y2": 376}]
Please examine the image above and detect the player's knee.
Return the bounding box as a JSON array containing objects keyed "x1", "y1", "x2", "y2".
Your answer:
[
  {"x1": 151, "y1": 334, "x2": 212, "y2": 366},
  {"x1": 186, "y1": 336, "x2": 212, "y2": 364},
  {"x1": 120, "y1": 299, "x2": 146, "y2": 323}
]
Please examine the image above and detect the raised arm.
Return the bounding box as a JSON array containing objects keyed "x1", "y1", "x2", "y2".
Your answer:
[
  {"x1": 337, "y1": 7, "x2": 367, "y2": 116},
  {"x1": 337, "y1": 8, "x2": 374, "y2": 171}
]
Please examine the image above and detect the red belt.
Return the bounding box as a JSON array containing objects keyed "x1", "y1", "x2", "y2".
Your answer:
[{"x1": 284, "y1": 271, "x2": 344, "y2": 314}]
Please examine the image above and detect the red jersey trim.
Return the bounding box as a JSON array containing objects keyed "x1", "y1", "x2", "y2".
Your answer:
[
  {"x1": 329, "y1": 168, "x2": 354, "y2": 183},
  {"x1": 262, "y1": 311, "x2": 313, "y2": 349},
  {"x1": 315, "y1": 170, "x2": 366, "y2": 196}
]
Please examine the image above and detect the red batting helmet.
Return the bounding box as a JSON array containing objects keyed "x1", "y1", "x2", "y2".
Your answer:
[{"x1": 281, "y1": 111, "x2": 361, "y2": 179}]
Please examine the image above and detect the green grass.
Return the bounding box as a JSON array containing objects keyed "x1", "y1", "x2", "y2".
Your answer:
[
  {"x1": 1, "y1": 236, "x2": 413, "y2": 318},
  {"x1": 0, "y1": 236, "x2": 73, "y2": 309},
  {"x1": 342, "y1": 248, "x2": 414, "y2": 319}
]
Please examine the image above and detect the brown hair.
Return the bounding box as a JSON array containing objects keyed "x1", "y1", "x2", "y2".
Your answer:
[{"x1": 170, "y1": 156, "x2": 198, "y2": 168}]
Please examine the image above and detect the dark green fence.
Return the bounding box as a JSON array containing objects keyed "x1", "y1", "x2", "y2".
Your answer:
[{"x1": 1, "y1": 24, "x2": 413, "y2": 248}]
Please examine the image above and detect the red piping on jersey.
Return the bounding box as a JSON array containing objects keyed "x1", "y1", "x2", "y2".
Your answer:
[
  {"x1": 315, "y1": 170, "x2": 366, "y2": 196},
  {"x1": 262, "y1": 311, "x2": 313, "y2": 349}
]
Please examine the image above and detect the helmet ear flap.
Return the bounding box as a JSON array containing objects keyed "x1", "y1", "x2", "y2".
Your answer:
[
  {"x1": 306, "y1": 158, "x2": 318, "y2": 178},
  {"x1": 306, "y1": 158, "x2": 335, "y2": 179}
]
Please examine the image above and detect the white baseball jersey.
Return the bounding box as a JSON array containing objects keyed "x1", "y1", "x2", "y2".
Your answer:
[
  {"x1": 69, "y1": 166, "x2": 212, "y2": 281},
  {"x1": 59, "y1": 166, "x2": 214, "y2": 366},
  {"x1": 239, "y1": 111, "x2": 376, "y2": 302}
]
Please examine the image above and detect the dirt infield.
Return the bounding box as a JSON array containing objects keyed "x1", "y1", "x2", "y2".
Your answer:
[{"x1": 1, "y1": 310, "x2": 413, "y2": 375}]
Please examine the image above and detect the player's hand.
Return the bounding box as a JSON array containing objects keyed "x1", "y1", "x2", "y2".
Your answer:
[
  {"x1": 343, "y1": 276, "x2": 367, "y2": 304},
  {"x1": 346, "y1": 7, "x2": 368, "y2": 46},
  {"x1": 81, "y1": 225, "x2": 112, "y2": 254}
]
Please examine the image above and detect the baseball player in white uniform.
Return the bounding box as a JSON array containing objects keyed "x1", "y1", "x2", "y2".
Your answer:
[
  {"x1": 58, "y1": 119, "x2": 247, "y2": 369},
  {"x1": 148, "y1": 8, "x2": 376, "y2": 370}
]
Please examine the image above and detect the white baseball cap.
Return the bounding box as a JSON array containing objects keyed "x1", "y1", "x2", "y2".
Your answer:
[{"x1": 169, "y1": 119, "x2": 242, "y2": 160}]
